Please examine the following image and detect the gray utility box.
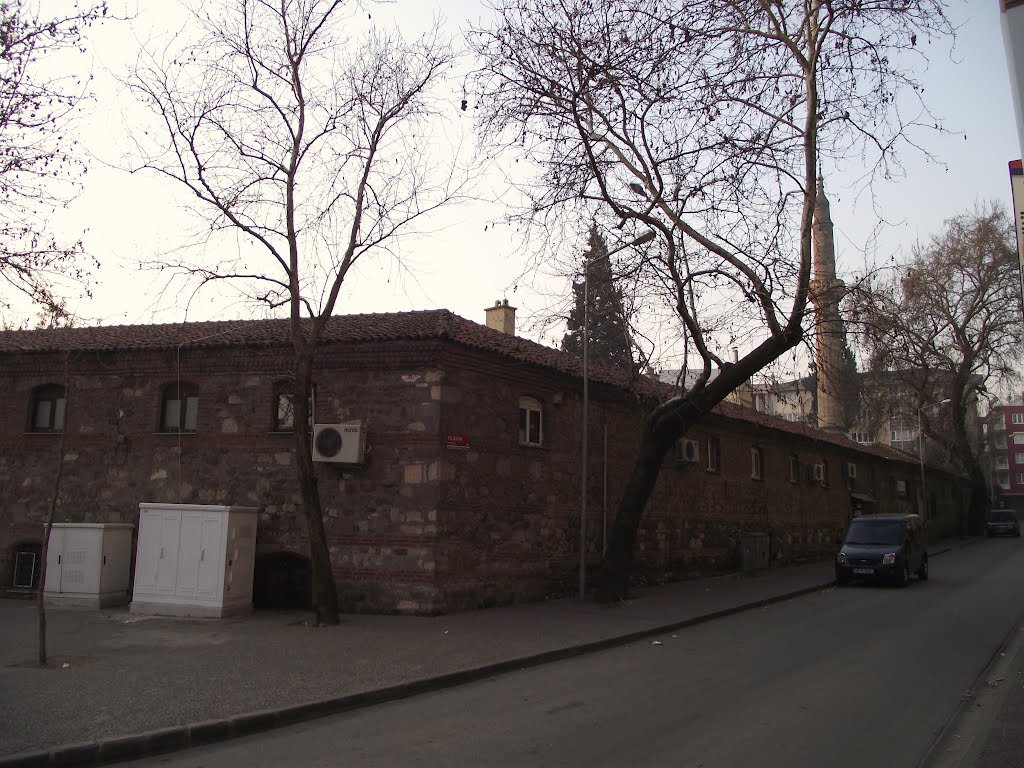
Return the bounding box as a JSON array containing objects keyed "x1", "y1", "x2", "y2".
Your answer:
[
  {"x1": 741, "y1": 532, "x2": 770, "y2": 573},
  {"x1": 131, "y1": 503, "x2": 258, "y2": 618},
  {"x1": 44, "y1": 523, "x2": 135, "y2": 608}
]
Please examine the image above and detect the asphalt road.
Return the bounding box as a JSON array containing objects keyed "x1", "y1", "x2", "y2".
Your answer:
[{"x1": 131, "y1": 540, "x2": 1024, "y2": 768}]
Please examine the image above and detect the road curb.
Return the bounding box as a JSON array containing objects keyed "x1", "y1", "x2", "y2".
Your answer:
[
  {"x1": 0, "y1": 579, "x2": 836, "y2": 767},
  {"x1": 916, "y1": 604, "x2": 1024, "y2": 768}
]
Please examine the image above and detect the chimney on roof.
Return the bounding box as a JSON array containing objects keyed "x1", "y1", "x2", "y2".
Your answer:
[{"x1": 484, "y1": 299, "x2": 516, "y2": 336}]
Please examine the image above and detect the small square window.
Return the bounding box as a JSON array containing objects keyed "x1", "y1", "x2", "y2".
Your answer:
[
  {"x1": 705, "y1": 437, "x2": 721, "y2": 473},
  {"x1": 30, "y1": 385, "x2": 66, "y2": 432},
  {"x1": 751, "y1": 447, "x2": 763, "y2": 481},
  {"x1": 274, "y1": 391, "x2": 295, "y2": 432},
  {"x1": 518, "y1": 397, "x2": 543, "y2": 447},
  {"x1": 1012, "y1": 413, "x2": 1024, "y2": 425},
  {"x1": 161, "y1": 383, "x2": 199, "y2": 433}
]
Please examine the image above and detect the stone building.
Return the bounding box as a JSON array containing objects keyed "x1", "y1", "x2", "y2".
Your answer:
[{"x1": 0, "y1": 308, "x2": 964, "y2": 613}]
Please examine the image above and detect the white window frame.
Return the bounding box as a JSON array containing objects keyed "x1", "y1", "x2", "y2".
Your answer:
[
  {"x1": 751, "y1": 446, "x2": 764, "y2": 481},
  {"x1": 1013, "y1": 434, "x2": 1024, "y2": 445},
  {"x1": 1016, "y1": 453, "x2": 1024, "y2": 465},
  {"x1": 161, "y1": 382, "x2": 199, "y2": 433},
  {"x1": 1013, "y1": 413, "x2": 1024, "y2": 425},
  {"x1": 706, "y1": 437, "x2": 720, "y2": 473},
  {"x1": 31, "y1": 384, "x2": 66, "y2": 432},
  {"x1": 518, "y1": 396, "x2": 543, "y2": 447},
  {"x1": 789, "y1": 454, "x2": 800, "y2": 484}
]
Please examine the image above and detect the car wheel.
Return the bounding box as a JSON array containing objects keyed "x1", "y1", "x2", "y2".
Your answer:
[
  {"x1": 896, "y1": 563, "x2": 910, "y2": 588},
  {"x1": 917, "y1": 558, "x2": 928, "y2": 581}
]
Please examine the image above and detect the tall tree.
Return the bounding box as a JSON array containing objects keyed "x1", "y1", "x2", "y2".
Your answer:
[
  {"x1": 470, "y1": 0, "x2": 953, "y2": 599},
  {"x1": 0, "y1": 1, "x2": 108, "y2": 322},
  {"x1": 850, "y1": 203, "x2": 1024, "y2": 534},
  {"x1": 129, "y1": 0, "x2": 463, "y2": 624},
  {"x1": 562, "y1": 224, "x2": 636, "y2": 372}
]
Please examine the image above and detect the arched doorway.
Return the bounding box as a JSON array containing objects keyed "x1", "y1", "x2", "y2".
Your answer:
[{"x1": 252, "y1": 551, "x2": 312, "y2": 610}]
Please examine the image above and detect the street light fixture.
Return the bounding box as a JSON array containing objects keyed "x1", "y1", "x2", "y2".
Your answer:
[
  {"x1": 579, "y1": 229, "x2": 656, "y2": 599},
  {"x1": 918, "y1": 398, "x2": 951, "y2": 521}
]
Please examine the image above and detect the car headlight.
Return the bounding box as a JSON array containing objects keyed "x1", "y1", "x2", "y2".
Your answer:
[
  {"x1": 882, "y1": 553, "x2": 896, "y2": 565},
  {"x1": 837, "y1": 553, "x2": 847, "y2": 565}
]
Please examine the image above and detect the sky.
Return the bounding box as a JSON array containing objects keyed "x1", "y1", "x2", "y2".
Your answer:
[{"x1": 35, "y1": 0, "x2": 1024, "y2": 361}]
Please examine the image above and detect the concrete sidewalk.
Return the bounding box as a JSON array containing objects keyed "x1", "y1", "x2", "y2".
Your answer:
[
  {"x1": 0, "y1": 540, "x2": 1014, "y2": 768},
  {"x1": 0, "y1": 560, "x2": 836, "y2": 766}
]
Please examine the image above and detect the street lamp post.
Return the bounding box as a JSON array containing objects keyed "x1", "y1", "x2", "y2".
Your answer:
[
  {"x1": 579, "y1": 229, "x2": 656, "y2": 599},
  {"x1": 918, "y1": 398, "x2": 951, "y2": 522}
]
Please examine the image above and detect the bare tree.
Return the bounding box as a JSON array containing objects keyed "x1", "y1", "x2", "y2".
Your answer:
[
  {"x1": 128, "y1": 0, "x2": 464, "y2": 624},
  {"x1": 470, "y1": 0, "x2": 954, "y2": 599},
  {"x1": 850, "y1": 203, "x2": 1024, "y2": 534},
  {"x1": 37, "y1": 350, "x2": 71, "y2": 665},
  {"x1": 0, "y1": 1, "x2": 108, "y2": 322}
]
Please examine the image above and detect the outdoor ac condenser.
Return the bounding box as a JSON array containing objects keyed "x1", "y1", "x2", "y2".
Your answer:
[{"x1": 312, "y1": 422, "x2": 366, "y2": 464}]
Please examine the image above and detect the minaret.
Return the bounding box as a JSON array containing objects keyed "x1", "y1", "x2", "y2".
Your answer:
[{"x1": 811, "y1": 175, "x2": 846, "y2": 433}]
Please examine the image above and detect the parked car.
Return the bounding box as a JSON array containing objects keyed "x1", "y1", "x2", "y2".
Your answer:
[
  {"x1": 985, "y1": 510, "x2": 1021, "y2": 538},
  {"x1": 835, "y1": 513, "x2": 928, "y2": 587}
]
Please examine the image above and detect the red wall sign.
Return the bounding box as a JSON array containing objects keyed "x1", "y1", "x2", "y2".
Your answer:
[{"x1": 445, "y1": 433, "x2": 470, "y2": 449}]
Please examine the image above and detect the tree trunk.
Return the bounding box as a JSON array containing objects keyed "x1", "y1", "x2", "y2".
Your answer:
[
  {"x1": 596, "y1": 421, "x2": 674, "y2": 602},
  {"x1": 948, "y1": 375, "x2": 987, "y2": 537},
  {"x1": 596, "y1": 334, "x2": 801, "y2": 602},
  {"x1": 966, "y1": 463, "x2": 988, "y2": 536},
  {"x1": 293, "y1": 352, "x2": 340, "y2": 625},
  {"x1": 38, "y1": 352, "x2": 71, "y2": 665}
]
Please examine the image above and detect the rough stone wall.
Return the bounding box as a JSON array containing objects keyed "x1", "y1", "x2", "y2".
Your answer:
[
  {"x1": 433, "y1": 360, "x2": 578, "y2": 610},
  {"x1": 0, "y1": 338, "x2": 943, "y2": 614},
  {"x1": 0, "y1": 342, "x2": 445, "y2": 613},
  {"x1": 432, "y1": 356, "x2": 929, "y2": 607}
]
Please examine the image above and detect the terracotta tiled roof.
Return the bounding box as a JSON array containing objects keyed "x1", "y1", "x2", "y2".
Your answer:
[
  {"x1": 711, "y1": 398, "x2": 918, "y2": 466},
  {"x1": 0, "y1": 309, "x2": 638, "y2": 388},
  {"x1": 0, "y1": 310, "x2": 919, "y2": 467}
]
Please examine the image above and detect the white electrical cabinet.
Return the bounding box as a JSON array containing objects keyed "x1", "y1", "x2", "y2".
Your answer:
[
  {"x1": 43, "y1": 523, "x2": 135, "y2": 608},
  {"x1": 130, "y1": 503, "x2": 258, "y2": 618}
]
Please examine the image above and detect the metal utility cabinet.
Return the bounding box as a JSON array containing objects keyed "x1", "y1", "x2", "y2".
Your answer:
[
  {"x1": 43, "y1": 523, "x2": 134, "y2": 608},
  {"x1": 130, "y1": 503, "x2": 258, "y2": 618}
]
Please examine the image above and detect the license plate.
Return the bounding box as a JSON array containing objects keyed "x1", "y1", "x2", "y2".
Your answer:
[{"x1": 853, "y1": 568, "x2": 874, "y2": 575}]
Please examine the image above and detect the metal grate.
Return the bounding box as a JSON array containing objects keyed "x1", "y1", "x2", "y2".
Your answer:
[{"x1": 13, "y1": 551, "x2": 39, "y2": 588}]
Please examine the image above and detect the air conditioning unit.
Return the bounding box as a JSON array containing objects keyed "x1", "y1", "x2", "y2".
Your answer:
[
  {"x1": 846, "y1": 462, "x2": 857, "y2": 479},
  {"x1": 675, "y1": 438, "x2": 700, "y2": 463},
  {"x1": 813, "y1": 463, "x2": 825, "y2": 483},
  {"x1": 312, "y1": 422, "x2": 366, "y2": 464}
]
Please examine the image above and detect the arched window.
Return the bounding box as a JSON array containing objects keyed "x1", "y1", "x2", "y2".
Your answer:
[
  {"x1": 518, "y1": 396, "x2": 543, "y2": 447},
  {"x1": 160, "y1": 382, "x2": 199, "y2": 433},
  {"x1": 273, "y1": 381, "x2": 295, "y2": 432},
  {"x1": 30, "y1": 384, "x2": 66, "y2": 432}
]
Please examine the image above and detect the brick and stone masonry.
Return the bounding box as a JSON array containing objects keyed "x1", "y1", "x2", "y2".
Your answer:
[{"x1": 0, "y1": 311, "x2": 965, "y2": 613}]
